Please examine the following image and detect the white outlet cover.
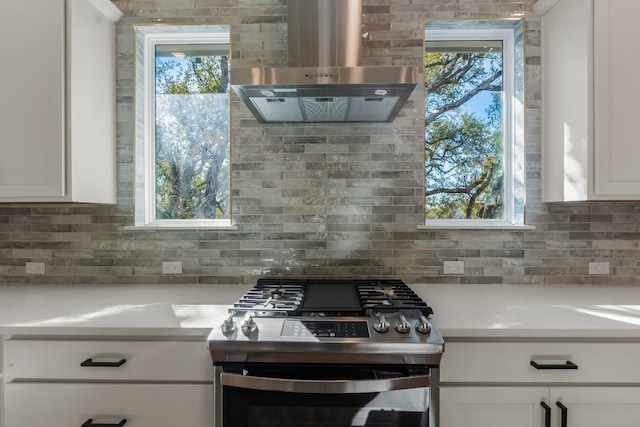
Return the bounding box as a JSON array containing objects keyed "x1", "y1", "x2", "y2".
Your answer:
[
  {"x1": 26, "y1": 262, "x2": 45, "y2": 275},
  {"x1": 444, "y1": 261, "x2": 464, "y2": 274},
  {"x1": 588, "y1": 262, "x2": 610, "y2": 275},
  {"x1": 162, "y1": 261, "x2": 182, "y2": 274}
]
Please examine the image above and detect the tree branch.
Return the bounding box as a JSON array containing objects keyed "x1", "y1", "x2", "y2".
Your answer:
[{"x1": 426, "y1": 69, "x2": 502, "y2": 123}]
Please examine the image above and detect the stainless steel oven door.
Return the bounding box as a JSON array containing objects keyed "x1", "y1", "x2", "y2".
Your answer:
[{"x1": 213, "y1": 364, "x2": 437, "y2": 427}]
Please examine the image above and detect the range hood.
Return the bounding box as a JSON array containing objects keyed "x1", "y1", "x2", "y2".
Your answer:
[{"x1": 231, "y1": 0, "x2": 419, "y2": 123}]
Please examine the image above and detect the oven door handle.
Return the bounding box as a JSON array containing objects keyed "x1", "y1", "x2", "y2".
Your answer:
[{"x1": 220, "y1": 372, "x2": 430, "y2": 394}]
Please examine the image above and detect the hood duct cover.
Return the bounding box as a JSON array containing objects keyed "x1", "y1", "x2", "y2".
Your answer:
[{"x1": 231, "y1": 0, "x2": 419, "y2": 123}]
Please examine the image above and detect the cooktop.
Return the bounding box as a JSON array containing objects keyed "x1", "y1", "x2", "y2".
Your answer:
[{"x1": 229, "y1": 278, "x2": 434, "y2": 317}]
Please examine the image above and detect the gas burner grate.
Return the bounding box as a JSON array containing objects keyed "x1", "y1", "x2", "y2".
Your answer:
[
  {"x1": 355, "y1": 279, "x2": 434, "y2": 317},
  {"x1": 231, "y1": 279, "x2": 306, "y2": 315}
]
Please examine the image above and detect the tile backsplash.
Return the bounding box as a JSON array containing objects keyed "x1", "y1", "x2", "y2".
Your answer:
[{"x1": 1, "y1": 0, "x2": 639, "y2": 285}]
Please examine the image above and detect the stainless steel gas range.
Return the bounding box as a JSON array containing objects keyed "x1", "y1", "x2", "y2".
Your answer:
[{"x1": 207, "y1": 278, "x2": 444, "y2": 427}]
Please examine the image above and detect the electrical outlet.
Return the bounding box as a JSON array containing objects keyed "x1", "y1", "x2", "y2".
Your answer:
[
  {"x1": 589, "y1": 262, "x2": 610, "y2": 275},
  {"x1": 444, "y1": 261, "x2": 464, "y2": 274},
  {"x1": 26, "y1": 262, "x2": 45, "y2": 275},
  {"x1": 162, "y1": 261, "x2": 182, "y2": 274}
]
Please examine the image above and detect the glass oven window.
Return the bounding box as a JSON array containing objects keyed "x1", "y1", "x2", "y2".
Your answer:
[
  {"x1": 221, "y1": 365, "x2": 430, "y2": 427},
  {"x1": 225, "y1": 387, "x2": 429, "y2": 427}
]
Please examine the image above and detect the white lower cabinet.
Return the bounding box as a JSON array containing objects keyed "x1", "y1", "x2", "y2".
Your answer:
[
  {"x1": 441, "y1": 386, "x2": 640, "y2": 427},
  {"x1": 3, "y1": 339, "x2": 212, "y2": 382},
  {"x1": 440, "y1": 387, "x2": 547, "y2": 427},
  {"x1": 440, "y1": 341, "x2": 640, "y2": 427},
  {"x1": 552, "y1": 388, "x2": 640, "y2": 426},
  {"x1": 4, "y1": 383, "x2": 212, "y2": 427},
  {"x1": 0, "y1": 337, "x2": 3, "y2": 427},
  {"x1": 2, "y1": 337, "x2": 214, "y2": 427}
]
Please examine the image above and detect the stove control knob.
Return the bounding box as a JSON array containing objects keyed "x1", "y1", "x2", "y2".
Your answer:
[
  {"x1": 415, "y1": 315, "x2": 432, "y2": 335},
  {"x1": 220, "y1": 313, "x2": 237, "y2": 335},
  {"x1": 373, "y1": 314, "x2": 390, "y2": 333},
  {"x1": 241, "y1": 313, "x2": 258, "y2": 335},
  {"x1": 395, "y1": 314, "x2": 411, "y2": 334}
]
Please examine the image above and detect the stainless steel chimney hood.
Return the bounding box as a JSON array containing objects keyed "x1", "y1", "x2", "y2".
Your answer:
[{"x1": 231, "y1": 0, "x2": 419, "y2": 123}]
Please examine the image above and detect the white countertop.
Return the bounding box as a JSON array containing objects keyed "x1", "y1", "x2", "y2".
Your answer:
[
  {"x1": 1, "y1": 283, "x2": 640, "y2": 340},
  {"x1": 414, "y1": 284, "x2": 640, "y2": 340},
  {"x1": 0, "y1": 283, "x2": 251, "y2": 337}
]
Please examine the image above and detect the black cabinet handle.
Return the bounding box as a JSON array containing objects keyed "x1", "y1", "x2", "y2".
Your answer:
[
  {"x1": 81, "y1": 419, "x2": 127, "y2": 427},
  {"x1": 80, "y1": 358, "x2": 126, "y2": 367},
  {"x1": 530, "y1": 360, "x2": 578, "y2": 370},
  {"x1": 540, "y1": 402, "x2": 551, "y2": 427},
  {"x1": 556, "y1": 402, "x2": 568, "y2": 427}
]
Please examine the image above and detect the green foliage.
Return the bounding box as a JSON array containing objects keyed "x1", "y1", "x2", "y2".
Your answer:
[
  {"x1": 156, "y1": 56, "x2": 229, "y2": 95},
  {"x1": 425, "y1": 50, "x2": 504, "y2": 220},
  {"x1": 154, "y1": 54, "x2": 230, "y2": 220}
]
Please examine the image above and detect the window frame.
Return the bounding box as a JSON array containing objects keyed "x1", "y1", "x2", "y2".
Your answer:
[
  {"x1": 424, "y1": 25, "x2": 526, "y2": 229},
  {"x1": 134, "y1": 25, "x2": 233, "y2": 229}
]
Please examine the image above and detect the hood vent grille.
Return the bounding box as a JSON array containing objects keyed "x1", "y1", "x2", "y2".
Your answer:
[{"x1": 253, "y1": 95, "x2": 399, "y2": 123}]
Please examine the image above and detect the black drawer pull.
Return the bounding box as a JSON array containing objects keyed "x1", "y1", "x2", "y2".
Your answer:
[
  {"x1": 540, "y1": 402, "x2": 551, "y2": 427},
  {"x1": 82, "y1": 419, "x2": 127, "y2": 427},
  {"x1": 556, "y1": 402, "x2": 568, "y2": 427},
  {"x1": 530, "y1": 360, "x2": 578, "y2": 370},
  {"x1": 80, "y1": 358, "x2": 126, "y2": 367}
]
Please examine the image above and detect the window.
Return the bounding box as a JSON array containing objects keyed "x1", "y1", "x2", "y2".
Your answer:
[
  {"x1": 134, "y1": 25, "x2": 231, "y2": 228},
  {"x1": 424, "y1": 21, "x2": 525, "y2": 228}
]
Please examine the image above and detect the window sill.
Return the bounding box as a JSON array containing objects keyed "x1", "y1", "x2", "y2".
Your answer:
[
  {"x1": 124, "y1": 224, "x2": 238, "y2": 231},
  {"x1": 417, "y1": 222, "x2": 536, "y2": 231}
]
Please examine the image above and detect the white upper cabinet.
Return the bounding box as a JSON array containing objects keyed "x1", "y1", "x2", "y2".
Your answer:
[
  {"x1": 536, "y1": 0, "x2": 640, "y2": 201},
  {"x1": 0, "y1": 0, "x2": 121, "y2": 203}
]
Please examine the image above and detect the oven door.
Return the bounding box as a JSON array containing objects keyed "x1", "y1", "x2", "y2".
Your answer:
[{"x1": 214, "y1": 364, "x2": 435, "y2": 427}]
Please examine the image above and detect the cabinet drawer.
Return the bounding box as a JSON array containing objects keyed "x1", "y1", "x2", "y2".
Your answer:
[
  {"x1": 4, "y1": 383, "x2": 212, "y2": 427},
  {"x1": 3, "y1": 340, "x2": 212, "y2": 382},
  {"x1": 440, "y1": 342, "x2": 640, "y2": 384}
]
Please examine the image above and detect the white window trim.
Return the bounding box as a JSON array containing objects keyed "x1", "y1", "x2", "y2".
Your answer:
[
  {"x1": 424, "y1": 28, "x2": 524, "y2": 229},
  {"x1": 134, "y1": 27, "x2": 233, "y2": 229}
]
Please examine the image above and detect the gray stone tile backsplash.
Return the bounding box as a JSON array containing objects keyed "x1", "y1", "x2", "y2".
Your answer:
[{"x1": 1, "y1": 0, "x2": 639, "y2": 285}]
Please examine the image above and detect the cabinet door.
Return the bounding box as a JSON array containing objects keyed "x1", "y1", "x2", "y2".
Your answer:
[
  {"x1": 593, "y1": 0, "x2": 640, "y2": 198},
  {"x1": 66, "y1": 0, "x2": 118, "y2": 203},
  {"x1": 0, "y1": 0, "x2": 66, "y2": 198},
  {"x1": 540, "y1": 0, "x2": 640, "y2": 201},
  {"x1": 4, "y1": 383, "x2": 213, "y2": 427},
  {"x1": 440, "y1": 386, "x2": 548, "y2": 427},
  {"x1": 551, "y1": 387, "x2": 640, "y2": 427},
  {"x1": 540, "y1": 0, "x2": 591, "y2": 202}
]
